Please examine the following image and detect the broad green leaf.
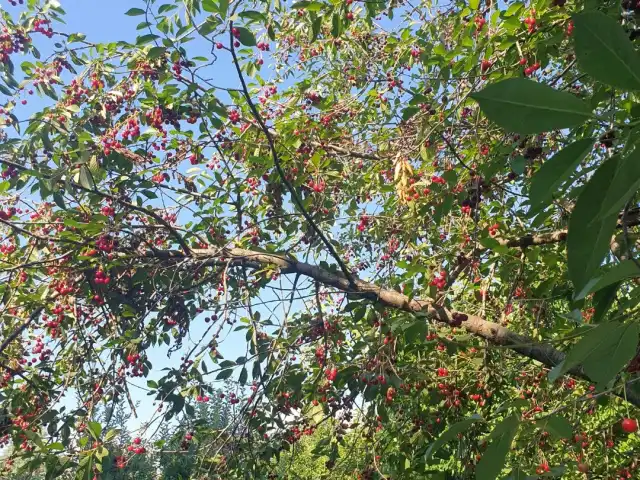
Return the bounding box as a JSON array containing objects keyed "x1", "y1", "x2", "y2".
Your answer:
[
  {"x1": 536, "y1": 415, "x2": 572, "y2": 439},
  {"x1": 238, "y1": 10, "x2": 267, "y2": 22},
  {"x1": 292, "y1": 0, "x2": 324, "y2": 9},
  {"x1": 471, "y1": 79, "x2": 592, "y2": 134},
  {"x1": 587, "y1": 260, "x2": 640, "y2": 297},
  {"x1": 567, "y1": 157, "x2": 620, "y2": 292},
  {"x1": 425, "y1": 415, "x2": 484, "y2": 461},
  {"x1": 582, "y1": 322, "x2": 640, "y2": 387},
  {"x1": 402, "y1": 106, "x2": 419, "y2": 121},
  {"x1": 551, "y1": 322, "x2": 640, "y2": 387},
  {"x1": 148, "y1": 46, "x2": 166, "y2": 59},
  {"x1": 78, "y1": 165, "x2": 95, "y2": 190},
  {"x1": 104, "y1": 429, "x2": 120, "y2": 442},
  {"x1": 310, "y1": 15, "x2": 321, "y2": 42},
  {"x1": 592, "y1": 282, "x2": 620, "y2": 323},
  {"x1": 171, "y1": 394, "x2": 185, "y2": 413},
  {"x1": 239, "y1": 366, "x2": 248, "y2": 385},
  {"x1": 476, "y1": 415, "x2": 520, "y2": 480},
  {"x1": 469, "y1": 0, "x2": 480, "y2": 9},
  {"x1": 573, "y1": 11, "x2": 640, "y2": 90},
  {"x1": 136, "y1": 34, "x2": 160, "y2": 45},
  {"x1": 529, "y1": 138, "x2": 593, "y2": 212},
  {"x1": 594, "y1": 143, "x2": 640, "y2": 220},
  {"x1": 87, "y1": 422, "x2": 102, "y2": 440},
  {"x1": 510, "y1": 156, "x2": 526, "y2": 175},
  {"x1": 236, "y1": 27, "x2": 256, "y2": 46},
  {"x1": 125, "y1": 7, "x2": 145, "y2": 16},
  {"x1": 202, "y1": 0, "x2": 216, "y2": 12},
  {"x1": 218, "y1": 0, "x2": 229, "y2": 19},
  {"x1": 332, "y1": 14, "x2": 343, "y2": 37},
  {"x1": 217, "y1": 368, "x2": 234, "y2": 380},
  {"x1": 95, "y1": 446, "x2": 108, "y2": 461},
  {"x1": 158, "y1": 4, "x2": 178, "y2": 13}
]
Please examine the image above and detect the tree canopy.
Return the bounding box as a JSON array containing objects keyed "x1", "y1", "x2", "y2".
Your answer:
[{"x1": 0, "y1": 0, "x2": 639, "y2": 478}]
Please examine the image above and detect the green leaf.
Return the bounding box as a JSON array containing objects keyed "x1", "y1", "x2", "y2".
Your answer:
[
  {"x1": 136, "y1": 34, "x2": 160, "y2": 45},
  {"x1": 53, "y1": 192, "x2": 66, "y2": 209},
  {"x1": 469, "y1": 0, "x2": 480, "y2": 9},
  {"x1": 87, "y1": 422, "x2": 102, "y2": 440},
  {"x1": 310, "y1": 15, "x2": 322, "y2": 42},
  {"x1": 567, "y1": 157, "x2": 620, "y2": 292},
  {"x1": 95, "y1": 446, "x2": 108, "y2": 461},
  {"x1": 236, "y1": 27, "x2": 256, "y2": 47},
  {"x1": 148, "y1": 46, "x2": 166, "y2": 59},
  {"x1": 402, "y1": 106, "x2": 419, "y2": 121},
  {"x1": 78, "y1": 165, "x2": 95, "y2": 190},
  {"x1": 292, "y1": 1, "x2": 324, "y2": 10},
  {"x1": 158, "y1": 4, "x2": 178, "y2": 13},
  {"x1": 125, "y1": 7, "x2": 146, "y2": 16},
  {"x1": 573, "y1": 11, "x2": 640, "y2": 91},
  {"x1": 476, "y1": 415, "x2": 520, "y2": 480},
  {"x1": 551, "y1": 322, "x2": 640, "y2": 387},
  {"x1": 587, "y1": 261, "x2": 640, "y2": 296},
  {"x1": 536, "y1": 415, "x2": 572, "y2": 439},
  {"x1": 217, "y1": 368, "x2": 234, "y2": 380},
  {"x1": 171, "y1": 394, "x2": 185, "y2": 414},
  {"x1": 425, "y1": 415, "x2": 484, "y2": 461},
  {"x1": 104, "y1": 429, "x2": 120, "y2": 442},
  {"x1": 470, "y1": 79, "x2": 592, "y2": 134},
  {"x1": 239, "y1": 366, "x2": 248, "y2": 385},
  {"x1": 331, "y1": 14, "x2": 343, "y2": 37},
  {"x1": 202, "y1": 0, "x2": 217, "y2": 12},
  {"x1": 528, "y1": 138, "x2": 594, "y2": 212},
  {"x1": 594, "y1": 144, "x2": 640, "y2": 220},
  {"x1": 218, "y1": 0, "x2": 229, "y2": 19},
  {"x1": 592, "y1": 282, "x2": 620, "y2": 323},
  {"x1": 510, "y1": 156, "x2": 526, "y2": 175},
  {"x1": 582, "y1": 322, "x2": 640, "y2": 387}
]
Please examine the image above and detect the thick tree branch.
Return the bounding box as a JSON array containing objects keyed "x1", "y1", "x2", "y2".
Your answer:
[{"x1": 152, "y1": 246, "x2": 640, "y2": 408}]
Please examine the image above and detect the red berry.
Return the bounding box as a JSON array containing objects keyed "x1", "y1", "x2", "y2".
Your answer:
[{"x1": 621, "y1": 418, "x2": 638, "y2": 433}]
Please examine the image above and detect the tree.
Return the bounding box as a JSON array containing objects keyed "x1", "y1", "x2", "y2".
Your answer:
[{"x1": 0, "y1": 0, "x2": 639, "y2": 478}]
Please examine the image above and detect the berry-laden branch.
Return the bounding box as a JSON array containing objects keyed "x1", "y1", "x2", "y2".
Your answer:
[
  {"x1": 0, "y1": 156, "x2": 192, "y2": 255},
  {"x1": 0, "y1": 307, "x2": 45, "y2": 357},
  {"x1": 227, "y1": 23, "x2": 356, "y2": 286},
  {"x1": 151, "y1": 245, "x2": 640, "y2": 408}
]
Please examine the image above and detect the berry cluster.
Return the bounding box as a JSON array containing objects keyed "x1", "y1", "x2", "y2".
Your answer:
[
  {"x1": 94, "y1": 269, "x2": 110, "y2": 285},
  {"x1": 430, "y1": 270, "x2": 447, "y2": 290}
]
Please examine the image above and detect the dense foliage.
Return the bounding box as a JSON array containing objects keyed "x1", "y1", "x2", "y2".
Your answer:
[{"x1": 0, "y1": 0, "x2": 639, "y2": 478}]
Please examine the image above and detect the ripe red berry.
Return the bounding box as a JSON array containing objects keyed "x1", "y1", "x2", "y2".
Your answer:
[{"x1": 621, "y1": 418, "x2": 638, "y2": 433}]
